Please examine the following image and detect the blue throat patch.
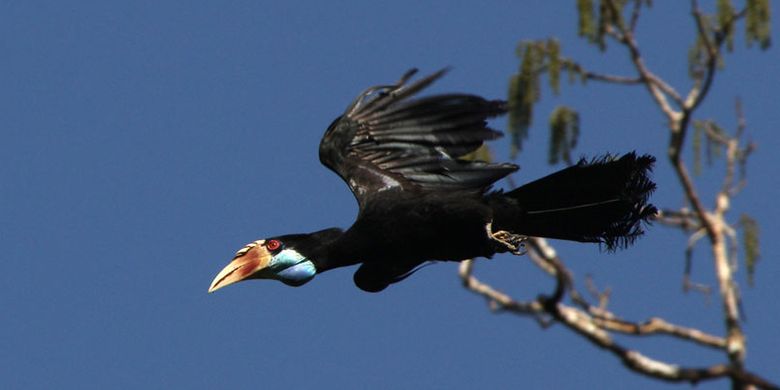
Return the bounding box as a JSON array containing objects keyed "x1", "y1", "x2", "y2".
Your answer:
[{"x1": 270, "y1": 249, "x2": 316, "y2": 286}]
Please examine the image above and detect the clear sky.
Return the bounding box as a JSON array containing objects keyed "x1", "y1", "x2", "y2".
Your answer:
[{"x1": 2, "y1": 1, "x2": 778, "y2": 389}]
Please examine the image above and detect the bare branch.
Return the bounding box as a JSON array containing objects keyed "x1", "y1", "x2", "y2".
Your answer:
[
  {"x1": 655, "y1": 208, "x2": 700, "y2": 232},
  {"x1": 683, "y1": 0, "x2": 719, "y2": 113},
  {"x1": 629, "y1": 0, "x2": 643, "y2": 32},
  {"x1": 668, "y1": 158, "x2": 714, "y2": 237},
  {"x1": 684, "y1": 228, "x2": 713, "y2": 296},
  {"x1": 592, "y1": 316, "x2": 725, "y2": 349},
  {"x1": 685, "y1": 1, "x2": 751, "y2": 375},
  {"x1": 604, "y1": 0, "x2": 684, "y2": 120},
  {"x1": 584, "y1": 275, "x2": 611, "y2": 309},
  {"x1": 584, "y1": 71, "x2": 642, "y2": 84},
  {"x1": 561, "y1": 60, "x2": 643, "y2": 84},
  {"x1": 460, "y1": 251, "x2": 777, "y2": 388},
  {"x1": 459, "y1": 259, "x2": 550, "y2": 326}
]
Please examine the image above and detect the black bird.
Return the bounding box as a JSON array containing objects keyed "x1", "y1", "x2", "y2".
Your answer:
[{"x1": 208, "y1": 69, "x2": 656, "y2": 293}]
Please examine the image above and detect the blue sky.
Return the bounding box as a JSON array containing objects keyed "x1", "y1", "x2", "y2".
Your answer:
[{"x1": 2, "y1": 1, "x2": 778, "y2": 389}]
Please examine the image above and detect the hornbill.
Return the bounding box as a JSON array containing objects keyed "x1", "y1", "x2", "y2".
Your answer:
[{"x1": 208, "y1": 69, "x2": 657, "y2": 293}]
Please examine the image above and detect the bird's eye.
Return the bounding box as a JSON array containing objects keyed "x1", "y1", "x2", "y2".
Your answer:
[{"x1": 266, "y1": 239, "x2": 282, "y2": 251}]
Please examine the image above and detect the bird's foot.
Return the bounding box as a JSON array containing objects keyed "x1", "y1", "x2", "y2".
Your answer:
[{"x1": 491, "y1": 230, "x2": 528, "y2": 256}]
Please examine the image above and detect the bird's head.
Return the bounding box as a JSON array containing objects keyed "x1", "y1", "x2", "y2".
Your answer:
[
  {"x1": 208, "y1": 237, "x2": 316, "y2": 293},
  {"x1": 208, "y1": 228, "x2": 343, "y2": 293}
]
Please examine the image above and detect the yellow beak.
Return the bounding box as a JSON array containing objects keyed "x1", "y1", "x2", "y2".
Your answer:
[{"x1": 208, "y1": 240, "x2": 271, "y2": 293}]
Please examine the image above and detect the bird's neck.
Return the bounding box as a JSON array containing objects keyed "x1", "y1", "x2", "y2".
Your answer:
[
  {"x1": 311, "y1": 237, "x2": 363, "y2": 273},
  {"x1": 294, "y1": 227, "x2": 362, "y2": 273}
]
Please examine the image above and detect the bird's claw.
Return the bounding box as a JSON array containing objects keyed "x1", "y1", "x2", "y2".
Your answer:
[{"x1": 491, "y1": 230, "x2": 528, "y2": 256}]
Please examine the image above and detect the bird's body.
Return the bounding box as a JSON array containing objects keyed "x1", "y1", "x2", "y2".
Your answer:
[
  {"x1": 209, "y1": 69, "x2": 657, "y2": 293},
  {"x1": 327, "y1": 190, "x2": 497, "y2": 290},
  {"x1": 339, "y1": 190, "x2": 495, "y2": 263}
]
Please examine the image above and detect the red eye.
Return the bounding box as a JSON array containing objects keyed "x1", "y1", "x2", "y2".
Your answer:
[{"x1": 266, "y1": 239, "x2": 281, "y2": 251}]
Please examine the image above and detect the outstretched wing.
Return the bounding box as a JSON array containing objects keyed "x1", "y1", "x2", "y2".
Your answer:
[{"x1": 319, "y1": 69, "x2": 518, "y2": 206}]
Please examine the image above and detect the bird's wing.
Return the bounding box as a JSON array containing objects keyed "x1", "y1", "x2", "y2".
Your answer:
[{"x1": 319, "y1": 69, "x2": 518, "y2": 206}]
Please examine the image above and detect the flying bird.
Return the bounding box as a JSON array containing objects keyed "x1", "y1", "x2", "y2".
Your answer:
[{"x1": 208, "y1": 69, "x2": 656, "y2": 293}]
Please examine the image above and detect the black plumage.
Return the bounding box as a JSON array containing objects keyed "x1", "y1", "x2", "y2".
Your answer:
[{"x1": 208, "y1": 69, "x2": 657, "y2": 293}]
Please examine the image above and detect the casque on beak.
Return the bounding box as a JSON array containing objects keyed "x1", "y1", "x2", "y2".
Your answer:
[{"x1": 208, "y1": 240, "x2": 271, "y2": 293}]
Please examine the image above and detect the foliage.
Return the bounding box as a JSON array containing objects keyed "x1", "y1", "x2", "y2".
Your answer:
[
  {"x1": 740, "y1": 213, "x2": 760, "y2": 286},
  {"x1": 548, "y1": 106, "x2": 579, "y2": 166},
  {"x1": 465, "y1": 1, "x2": 775, "y2": 388},
  {"x1": 508, "y1": 39, "x2": 584, "y2": 159},
  {"x1": 746, "y1": 0, "x2": 771, "y2": 49}
]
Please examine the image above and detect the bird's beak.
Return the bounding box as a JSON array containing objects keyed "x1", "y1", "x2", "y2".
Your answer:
[{"x1": 208, "y1": 241, "x2": 271, "y2": 293}]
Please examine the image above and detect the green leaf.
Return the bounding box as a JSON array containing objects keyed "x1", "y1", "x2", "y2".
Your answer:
[
  {"x1": 547, "y1": 39, "x2": 562, "y2": 95},
  {"x1": 746, "y1": 0, "x2": 771, "y2": 49},
  {"x1": 711, "y1": 122, "x2": 725, "y2": 161},
  {"x1": 596, "y1": 0, "x2": 610, "y2": 50},
  {"x1": 717, "y1": 0, "x2": 736, "y2": 51},
  {"x1": 548, "y1": 106, "x2": 580, "y2": 165},
  {"x1": 739, "y1": 214, "x2": 761, "y2": 286},
  {"x1": 577, "y1": 0, "x2": 596, "y2": 40},
  {"x1": 508, "y1": 42, "x2": 544, "y2": 157}
]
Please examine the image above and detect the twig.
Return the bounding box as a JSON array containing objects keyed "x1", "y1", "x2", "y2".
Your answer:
[
  {"x1": 629, "y1": 0, "x2": 643, "y2": 32},
  {"x1": 656, "y1": 208, "x2": 700, "y2": 232},
  {"x1": 604, "y1": 0, "x2": 684, "y2": 119}
]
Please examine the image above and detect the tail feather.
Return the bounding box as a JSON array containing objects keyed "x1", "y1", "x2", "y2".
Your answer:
[{"x1": 493, "y1": 152, "x2": 657, "y2": 250}]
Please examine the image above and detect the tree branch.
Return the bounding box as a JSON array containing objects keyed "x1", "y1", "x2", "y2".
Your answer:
[
  {"x1": 599, "y1": 3, "x2": 748, "y2": 375},
  {"x1": 604, "y1": 0, "x2": 684, "y2": 121},
  {"x1": 459, "y1": 248, "x2": 778, "y2": 389},
  {"x1": 474, "y1": 2, "x2": 772, "y2": 387}
]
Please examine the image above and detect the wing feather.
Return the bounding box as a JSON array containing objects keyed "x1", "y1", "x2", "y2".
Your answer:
[{"x1": 319, "y1": 69, "x2": 517, "y2": 207}]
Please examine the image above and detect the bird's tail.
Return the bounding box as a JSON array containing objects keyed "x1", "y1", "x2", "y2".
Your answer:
[{"x1": 491, "y1": 152, "x2": 657, "y2": 250}]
